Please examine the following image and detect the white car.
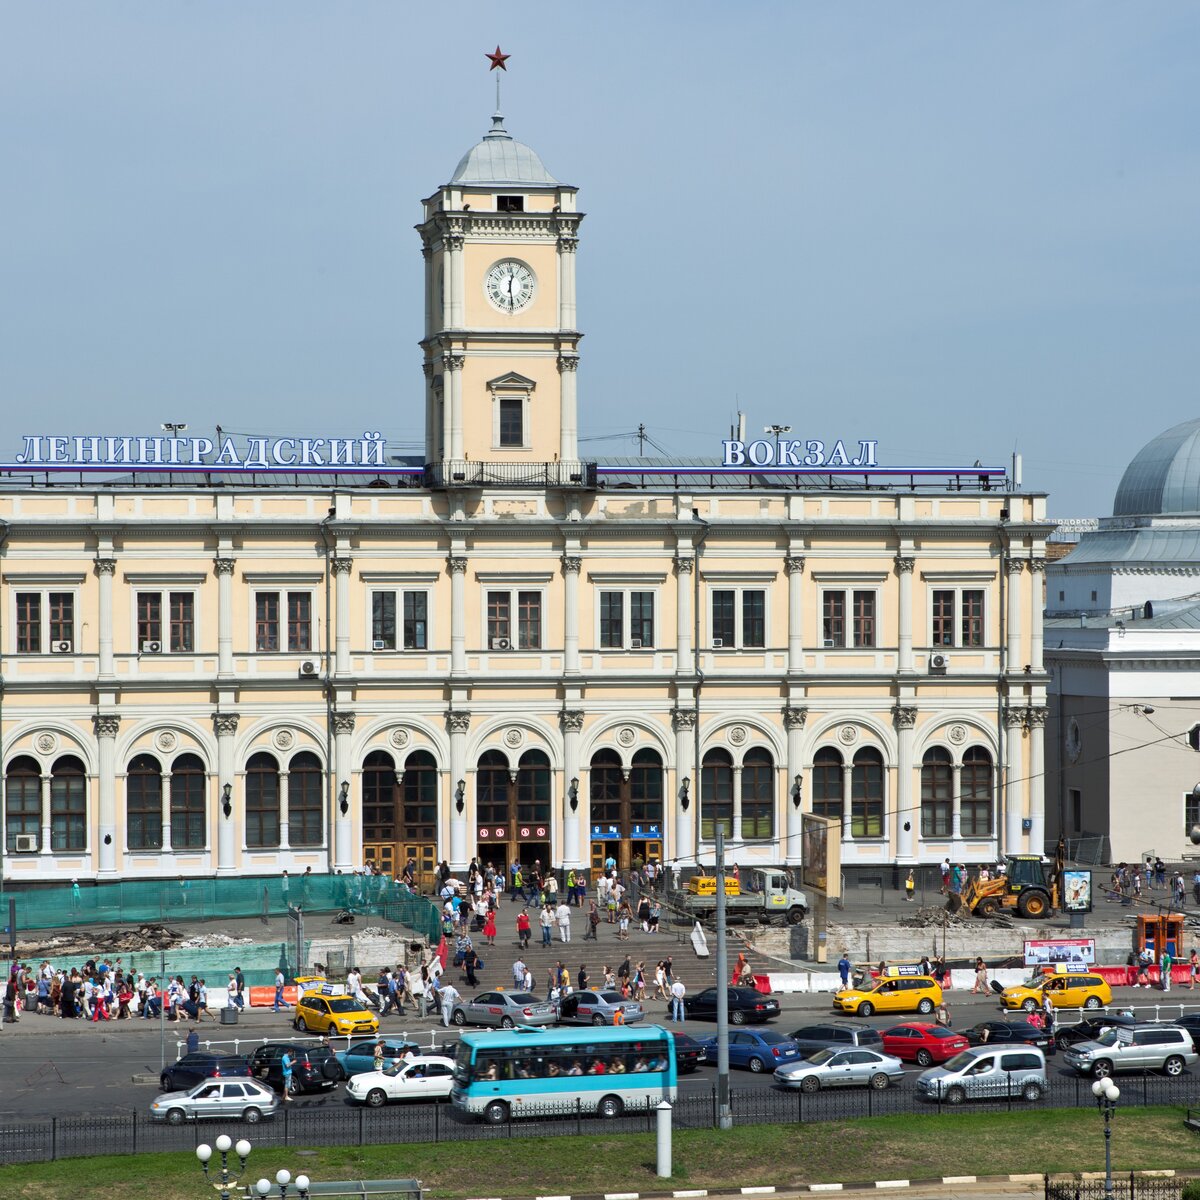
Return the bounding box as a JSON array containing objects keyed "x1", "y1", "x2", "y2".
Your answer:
[
  {"x1": 344, "y1": 1055, "x2": 457, "y2": 1107},
  {"x1": 149, "y1": 1078, "x2": 279, "y2": 1124}
]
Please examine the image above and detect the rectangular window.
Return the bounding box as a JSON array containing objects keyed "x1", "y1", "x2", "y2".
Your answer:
[
  {"x1": 961, "y1": 590, "x2": 984, "y2": 647},
  {"x1": 287, "y1": 592, "x2": 311, "y2": 652},
  {"x1": 403, "y1": 591, "x2": 428, "y2": 650},
  {"x1": 371, "y1": 590, "x2": 429, "y2": 651},
  {"x1": 710, "y1": 588, "x2": 765, "y2": 648},
  {"x1": 137, "y1": 591, "x2": 194, "y2": 652},
  {"x1": 487, "y1": 590, "x2": 542, "y2": 650},
  {"x1": 742, "y1": 590, "x2": 766, "y2": 648},
  {"x1": 169, "y1": 593, "x2": 194, "y2": 652},
  {"x1": 497, "y1": 194, "x2": 524, "y2": 212},
  {"x1": 852, "y1": 590, "x2": 875, "y2": 648},
  {"x1": 137, "y1": 593, "x2": 161, "y2": 647},
  {"x1": 599, "y1": 589, "x2": 655, "y2": 649},
  {"x1": 928, "y1": 587, "x2": 987, "y2": 648},
  {"x1": 1187, "y1": 790, "x2": 1200, "y2": 838},
  {"x1": 15, "y1": 590, "x2": 76, "y2": 653},
  {"x1": 255, "y1": 591, "x2": 311, "y2": 652},
  {"x1": 17, "y1": 593, "x2": 41, "y2": 653},
  {"x1": 255, "y1": 593, "x2": 279, "y2": 652},
  {"x1": 822, "y1": 593, "x2": 845, "y2": 647},
  {"x1": 1070, "y1": 788, "x2": 1082, "y2": 834},
  {"x1": 372, "y1": 592, "x2": 396, "y2": 649},
  {"x1": 711, "y1": 591, "x2": 735, "y2": 646},
  {"x1": 932, "y1": 590, "x2": 954, "y2": 647},
  {"x1": 498, "y1": 398, "x2": 524, "y2": 447}
]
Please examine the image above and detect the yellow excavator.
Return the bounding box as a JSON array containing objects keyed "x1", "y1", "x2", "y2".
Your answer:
[{"x1": 954, "y1": 841, "x2": 1065, "y2": 920}]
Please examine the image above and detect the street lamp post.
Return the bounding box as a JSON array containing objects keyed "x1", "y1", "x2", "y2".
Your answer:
[
  {"x1": 196, "y1": 1136, "x2": 253, "y2": 1200},
  {"x1": 255, "y1": 1168, "x2": 312, "y2": 1199},
  {"x1": 1091, "y1": 1076, "x2": 1120, "y2": 1196}
]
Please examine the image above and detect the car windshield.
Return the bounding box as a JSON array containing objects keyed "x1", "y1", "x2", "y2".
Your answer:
[
  {"x1": 806, "y1": 1048, "x2": 835, "y2": 1065},
  {"x1": 328, "y1": 998, "x2": 365, "y2": 1013},
  {"x1": 382, "y1": 1060, "x2": 411, "y2": 1077},
  {"x1": 943, "y1": 1051, "x2": 976, "y2": 1070},
  {"x1": 1096, "y1": 1030, "x2": 1121, "y2": 1046},
  {"x1": 453, "y1": 1042, "x2": 471, "y2": 1085}
]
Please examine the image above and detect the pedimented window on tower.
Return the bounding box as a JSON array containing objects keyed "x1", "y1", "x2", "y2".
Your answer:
[
  {"x1": 499, "y1": 399, "x2": 524, "y2": 447},
  {"x1": 497, "y1": 195, "x2": 524, "y2": 212},
  {"x1": 487, "y1": 372, "x2": 536, "y2": 451}
]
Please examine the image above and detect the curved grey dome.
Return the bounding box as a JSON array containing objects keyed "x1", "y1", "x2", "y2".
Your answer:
[
  {"x1": 1113, "y1": 417, "x2": 1200, "y2": 517},
  {"x1": 450, "y1": 113, "x2": 558, "y2": 187}
]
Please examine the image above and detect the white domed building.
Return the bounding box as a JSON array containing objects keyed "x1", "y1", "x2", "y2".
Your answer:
[{"x1": 1046, "y1": 417, "x2": 1200, "y2": 862}]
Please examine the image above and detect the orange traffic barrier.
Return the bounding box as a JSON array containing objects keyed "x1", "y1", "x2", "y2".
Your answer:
[{"x1": 247, "y1": 985, "x2": 300, "y2": 1008}]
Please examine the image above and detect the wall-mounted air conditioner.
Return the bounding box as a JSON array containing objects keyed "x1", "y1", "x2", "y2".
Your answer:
[
  {"x1": 929, "y1": 653, "x2": 949, "y2": 674},
  {"x1": 299, "y1": 659, "x2": 320, "y2": 677},
  {"x1": 13, "y1": 834, "x2": 37, "y2": 853},
  {"x1": 372, "y1": 640, "x2": 388, "y2": 651},
  {"x1": 141, "y1": 640, "x2": 162, "y2": 654},
  {"x1": 490, "y1": 637, "x2": 512, "y2": 651},
  {"x1": 51, "y1": 640, "x2": 73, "y2": 654},
  {"x1": 711, "y1": 638, "x2": 724, "y2": 648},
  {"x1": 630, "y1": 639, "x2": 643, "y2": 649}
]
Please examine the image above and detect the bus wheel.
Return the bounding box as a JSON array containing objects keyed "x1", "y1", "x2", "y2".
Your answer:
[
  {"x1": 484, "y1": 1100, "x2": 509, "y2": 1125},
  {"x1": 598, "y1": 1095, "x2": 624, "y2": 1119}
]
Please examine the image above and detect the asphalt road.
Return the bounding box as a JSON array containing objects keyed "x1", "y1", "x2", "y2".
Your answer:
[{"x1": 5, "y1": 987, "x2": 1200, "y2": 1120}]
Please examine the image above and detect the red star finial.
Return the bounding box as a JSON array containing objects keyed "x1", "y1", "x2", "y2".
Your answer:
[{"x1": 486, "y1": 45, "x2": 510, "y2": 71}]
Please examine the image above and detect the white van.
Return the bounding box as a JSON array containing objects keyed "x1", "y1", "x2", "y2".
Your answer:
[{"x1": 915, "y1": 1045, "x2": 1047, "y2": 1104}]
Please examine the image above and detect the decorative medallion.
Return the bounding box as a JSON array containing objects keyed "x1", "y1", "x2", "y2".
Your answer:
[
  {"x1": 837, "y1": 725, "x2": 858, "y2": 746},
  {"x1": 273, "y1": 729, "x2": 295, "y2": 751},
  {"x1": 156, "y1": 731, "x2": 178, "y2": 753},
  {"x1": 617, "y1": 727, "x2": 636, "y2": 747},
  {"x1": 947, "y1": 724, "x2": 968, "y2": 746},
  {"x1": 504, "y1": 728, "x2": 525, "y2": 749},
  {"x1": 728, "y1": 725, "x2": 748, "y2": 747},
  {"x1": 35, "y1": 732, "x2": 57, "y2": 755},
  {"x1": 389, "y1": 728, "x2": 410, "y2": 750}
]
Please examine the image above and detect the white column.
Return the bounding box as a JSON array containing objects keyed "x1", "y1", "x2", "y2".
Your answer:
[
  {"x1": 559, "y1": 354, "x2": 579, "y2": 464},
  {"x1": 95, "y1": 714, "x2": 120, "y2": 876},
  {"x1": 783, "y1": 706, "x2": 807, "y2": 865},
  {"x1": 1005, "y1": 707, "x2": 1025, "y2": 854},
  {"x1": 448, "y1": 712, "x2": 470, "y2": 871},
  {"x1": 841, "y1": 762, "x2": 854, "y2": 843},
  {"x1": 558, "y1": 232, "x2": 577, "y2": 329},
  {"x1": 1028, "y1": 707, "x2": 1047, "y2": 854},
  {"x1": 896, "y1": 556, "x2": 914, "y2": 673},
  {"x1": 333, "y1": 557, "x2": 352, "y2": 676},
  {"x1": 563, "y1": 555, "x2": 581, "y2": 673},
  {"x1": 333, "y1": 712, "x2": 355, "y2": 871},
  {"x1": 448, "y1": 555, "x2": 467, "y2": 676},
  {"x1": 448, "y1": 353, "x2": 465, "y2": 462},
  {"x1": 39, "y1": 773, "x2": 52, "y2": 858},
  {"x1": 422, "y1": 245, "x2": 433, "y2": 338},
  {"x1": 675, "y1": 556, "x2": 693, "y2": 665},
  {"x1": 278, "y1": 772, "x2": 291, "y2": 852},
  {"x1": 731, "y1": 765, "x2": 743, "y2": 845},
  {"x1": 440, "y1": 355, "x2": 454, "y2": 464},
  {"x1": 215, "y1": 712, "x2": 239, "y2": 873},
  {"x1": 161, "y1": 769, "x2": 173, "y2": 854},
  {"x1": 786, "y1": 556, "x2": 805, "y2": 673},
  {"x1": 95, "y1": 558, "x2": 116, "y2": 677},
  {"x1": 672, "y1": 708, "x2": 696, "y2": 866},
  {"x1": 1029, "y1": 558, "x2": 1046, "y2": 673},
  {"x1": 561, "y1": 710, "x2": 584, "y2": 869},
  {"x1": 215, "y1": 558, "x2": 235, "y2": 678},
  {"x1": 1006, "y1": 559, "x2": 1024, "y2": 669},
  {"x1": 894, "y1": 706, "x2": 916, "y2": 861},
  {"x1": 447, "y1": 233, "x2": 464, "y2": 328},
  {"x1": 951, "y1": 763, "x2": 963, "y2": 845},
  {"x1": 423, "y1": 361, "x2": 436, "y2": 463}
]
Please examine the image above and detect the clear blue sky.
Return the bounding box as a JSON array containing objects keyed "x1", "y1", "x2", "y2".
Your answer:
[{"x1": 2, "y1": 2, "x2": 1197, "y2": 516}]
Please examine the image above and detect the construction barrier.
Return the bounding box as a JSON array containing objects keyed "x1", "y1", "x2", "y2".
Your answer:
[{"x1": 247, "y1": 985, "x2": 301, "y2": 1008}]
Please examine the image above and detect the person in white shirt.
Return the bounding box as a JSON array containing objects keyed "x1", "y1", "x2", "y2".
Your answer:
[
  {"x1": 670, "y1": 978, "x2": 686, "y2": 1022},
  {"x1": 439, "y1": 981, "x2": 460, "y2": 1028},
  {"x1": 555, "y1": 902, "x2": 572, "y2": 943}
]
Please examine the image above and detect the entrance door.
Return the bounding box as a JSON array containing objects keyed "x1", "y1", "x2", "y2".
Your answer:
[
  {"x1": 365, "y1": 842, "x2": 396, "y2": 879},
  {"x1": 402, "y1": 842, "x2": 437, "y2": 893},
  {"x1": 630, "y1": 839, "x2": 663, "y2": 870}
]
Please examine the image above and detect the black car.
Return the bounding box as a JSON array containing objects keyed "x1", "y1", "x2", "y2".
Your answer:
[
  {"x1": 159, "y1": 1052, "x2": 251, "y2": 1094},
  {"x1": 963, "y1": 1020, "x2": 1056, "y2": 1055},
  {"x1": 246, "y1": 1042, "x2": 343, "y2": 1094},
  {"x1": 670, "y1": 1031, "x2": 708, "y2": 1073},
  {"x1": 789, "y1": 1021, "x2": 884, "y2": 1059},
  {"x1": 682, "y1": 986, "x2": 780, "y2": 1025},
  {"x1": 1053, "y1": 1013, "x2": 1139, "y2": 1051},
  {"x1": 1172, "y1": 1013, "x2": 1200, "y2": 1053}
]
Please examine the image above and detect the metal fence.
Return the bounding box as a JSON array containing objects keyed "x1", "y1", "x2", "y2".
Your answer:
[
  {"x1": 4, "y1": 1074, "x2": 1200, "y2": 1166},
  {"x1": 1046, "y1": 1174, "x2": 1184, "y2": 1200}
]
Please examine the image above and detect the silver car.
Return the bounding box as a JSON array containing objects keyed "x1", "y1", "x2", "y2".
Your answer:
[
  {"x1": 774, "y1": 1047, "x2": 905, "y2": 1092},
  {"x1": 557, "y1": 990, "x2": 645, "y2": 1026},
  {"x1": 149, "y1": 1078, "x2": 279, "y2": 1124},
  {"x1": 1063, "y1": 1024, "x2": 1198, "y2": 1078},
  {"x1": 450, "y1": 990, "x2": 557, "y2": 1029},
  {"x1": 916, "y1": 1045, "x2": 1047, "y2": 1104}
]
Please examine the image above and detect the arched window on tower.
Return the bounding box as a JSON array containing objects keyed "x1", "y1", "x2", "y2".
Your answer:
[
  {"x1": 51, "y1": 756, "x2": 87, "y2": 852},
  {"x1": 517, "y1": 750, "x2": 551, "y2": 825},
  {"x1": 851, "y1": 747, "x2": 884, "y2": 838},
  {"x1": 630, "y1": 749, "x2": 664, "y2": 831},
  {"x1": 812, "y1": 747, "x2": 844, "y2": 823},
  {"x1": 476, "y1": 750, "x2": 511, "y2": 826},
  {"x1": 921, "y1": 748, "x2": 953, "y2": 839},
  {"x1": 246, "y1": 752, "x2": 280, "y2": 848},
  {"x1": 171, "y1": 753, "x2": 207, "y2": 850},
  {"x1": 288, "y1": 751, "x2": 323, "y2": 847},
  {"x1": 6, "y1": 756, "x2": 41, "y2": 852},
  {"x1": 961, "y1": 746, "x2": 994, "y2": 837},
  {"x1": 126, "y1": 754, "x2": 163, "y2": 850},
  {"x1": 701, "y1": 749, "x2": 733, "y2": 841},
  {"x1": 742, "y1": 748, "x2": 775, "y2": 841},
  {"x1": 589, "y1": 749, "x2": 622, "y2": 833},
  {"x1": 403, "y1": 750, "x2": 438, "y2": 847},
  {"x1": 363, "y1": 751, "x2": 397, "y2": 843}
]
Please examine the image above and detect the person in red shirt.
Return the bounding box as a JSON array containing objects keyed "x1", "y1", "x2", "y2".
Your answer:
[
  {"x1": 516, "y1": 909, "x2": 531, "y2": 949},
  {"x1": 483, "y1": 908, "x2": 497, "y2": 947}
]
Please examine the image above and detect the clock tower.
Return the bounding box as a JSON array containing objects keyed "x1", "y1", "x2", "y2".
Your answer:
[{"x1": 417, "y1": 111, "x2": 583, "y2": 477}]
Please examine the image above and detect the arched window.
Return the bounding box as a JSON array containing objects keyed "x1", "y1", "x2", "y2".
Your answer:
[
  {"x1": 403, "y1": 750, "x2": 438, "y2": 844},
  {"x1": 920, "y1": 747, "x2": 953, "y2": 838},
  {"x1": 961, "y1": 746, "x2": 994, "y2": 837},
  {"x1": 630, "y1": 748, "x2": 664, "y2": 829},
  {"x1": 476, "y1": 750, "x2": 511, "y2": 825},
  {"x1": 246, "y1": 752, "x2": 280, "y2": 848},
  {"x1": 51, "y1": 755, "x2": 87, "y2": 851},
  {"x1": 6, "y1": 756, "x2": 41, "y2": 852},
  {"x1": 362, "y1": 750, "x2": 397, "y2": 842},
  {"x1": 701, "y1": 748, "x2": 733, "y2": 841},
  {"x1": 171, "y1": 753, "x2": 206, "y2": 850},
  {"x1": 288, "y1": 751, "x2": 323, "y2": 847},
  {"x1": 517, "y1": 749, "x2": 551, "y2": 825},
  {"x1": 851, "y1": 747, "x2": 884, "y2": 838},
  {"x1": 812, "y1": 747, "x2": 843, "y2": 822},
  {"x1": 742, "y1": 748, "x2": 775, "y2": 841},
  {"x1": 589, "y1": 749, "x2": 623, "y2": 829},
  {"x1": 126, "y1": 754, "x2": 163, "y2": 850}
]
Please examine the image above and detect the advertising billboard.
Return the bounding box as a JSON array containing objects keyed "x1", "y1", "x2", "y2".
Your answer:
[
  {"x1": 801, "y1": 813, "x2": 842, "y2": 900},
  {"x1": 1062, "y1": 870, "x2": 1093, "y2": 913},
  {"x1": 1023, "y1": 938, "x2": 1096, "y2": 968}
]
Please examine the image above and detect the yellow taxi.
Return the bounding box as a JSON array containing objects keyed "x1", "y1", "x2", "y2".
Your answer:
[
  {"x1": 832, "y1": 974, "x2": 942, "y2": 1018},
  {"x1": 293, "y1": 984, "x2": 379, "y2": 1036},
  {"x1": 999, "y1": 970, "x2": 1112, "y2": 1013}
]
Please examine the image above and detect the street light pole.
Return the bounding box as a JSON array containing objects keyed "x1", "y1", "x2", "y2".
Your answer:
[
  {"x1": 715, "y1": 829, "x2": 731, "y2": 1129},
  {"x1": 196, "y1": 1136, "x2": 253, "y2": 1200},
  {"x1": 1092, "y1": 1077, "x2": 1120, "y2": 1196}
]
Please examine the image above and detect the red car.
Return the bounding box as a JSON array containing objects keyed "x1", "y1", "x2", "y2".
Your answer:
[{"x1": 880, "y1": 1022, "x2": 968, "y2": 1066}]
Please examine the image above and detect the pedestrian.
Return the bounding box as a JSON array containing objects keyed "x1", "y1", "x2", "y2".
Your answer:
[
  {"x1": 517, "y1": 908, "x2": 531, "y2": 949},
  {"x1": 280, "y1": 1049, "x2": 294, "y2": 1101},
  {"x1": 837, "y1": 952, "x2": 851, "y2": 989},
  {"x1": 556, "y1": 901, "x2": 572, "y2": 943},
  {"x1": 411, "y1": 968, "x2": 428, "y2": 1018},
  {"x1": 1162, "y1": 948, "x2": 1173, "y2": 993},
  {"x1": 1193, "y1": 870, "x2": 1200, "y2": 906},
  {"x1": 439, "y1": 981, "x2": 460, "y2": 1028},
  {"x1": 940, "y1": 857, "x2": 951, "y2": 895},
  {"x1": 971, "y1": 957, "x2": 989, "y2": 994},
  {"x1": 1189, "y1": 949, "x2": 1198, "y2": 991},
  {"x1": 1041, "y1": 992, "x2": 1055, "y2": 1035},
  {"x1": 233, "y1": 967, "x2": 246, "y2": 1010},
  {"x1": 272, "y1": 968, "x2": 286, "y2": 1012},
  {"x1": 186, "y1": 1027, "x2": 200, "y2": 1054},
  {"x1": 483, "y1": 907, "x2": 497, "y2": 947},
  {"x1": 905, "y1": 870, "x2": 915, "y2": 902},
  {"x1": 463, "y1": 945, "x2": 479, "y2": 988},
  {"x1": 670, "y1": 976, "x2": 686, "y2": 1023},
  {"x1": 512, "y1": 957, "x2": 527, "y2": 989},
  {"x1": 577, "y1": 964, "x2": 589, "y2": 991},
  {"x1": 584, "y1": 900, "x2": 600, "y2": 940},
  {"x1": 540, "y1": 904, "x2": 554, "y2": 947}
]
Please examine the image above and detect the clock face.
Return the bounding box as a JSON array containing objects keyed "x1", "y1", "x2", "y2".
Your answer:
[{"x1": 485, "y1": 260, "x2": 535, "y2": 314}]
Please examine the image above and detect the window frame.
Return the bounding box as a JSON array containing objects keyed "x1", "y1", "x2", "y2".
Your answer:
[
  {"x1": 597, "y1": 588, "x2": 657, "y2": 650},
  {"x1": 960, "y1": 746, "x2": 994, "y2": 838},
  {"x1": 126, "y1": 753, "x2": 164, "y2": 851},
  {"x1": 170, "y1": 754, "x2": 207, "y2": 850},
  {"x1": 245, "y1": 753, "x2": 281, "y2": 849},
  {"x1": 5, "y1": 756, "x2": 42, "y2": 852},
  {"x1": 253, "y1": 589, "x2": 315, "y2": 653},
  {"x1": 13, "y1": 587, "x2": 79, "y2": 654},
  {"x1": 709, "y1": 587, "x2": 767, "y2": 649},
  {"x1": 926, "y1": 585, "x2": 989, "y2": 649},
  {"x1": 135, "y1": 589, "x2": 197, "y2": 653},
  {"x1": 369, "y1": 587, "x2": 430, "y2": 651},
  {"x1": 741, "y1": 748, "x2": 775, "y2": 841},
  {"x1": 287, "y1": 752, "x2": 324, "y2": 848},
  {"x1": 485, "y1": 587, "x2": 544, "y2": 651},
  {"x1": 821, "y1": 588, "x2": 878, "y2": 649},
  {"x1": 50, "y1": 757, "x2": 88, "y2": 852},
  {"x1": 920, "y1": 747, "x2": 953, "y2": 839}
]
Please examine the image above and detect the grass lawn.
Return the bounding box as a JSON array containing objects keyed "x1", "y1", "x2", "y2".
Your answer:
[{"x1": 4, "y1": 1108, "x2": 1200, "y2": 1200}]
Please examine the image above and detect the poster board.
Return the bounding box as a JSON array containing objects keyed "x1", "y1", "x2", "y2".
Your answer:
[
  {"x1": 801, "y1": 813, "x2": 842, "y2": 901},
  {"x1": 1023, "y1": 938, "x2": 1096, "y2": 968},
  {"x1": 1062, "y1": 870, "x2": 1093, "y2": 913}
]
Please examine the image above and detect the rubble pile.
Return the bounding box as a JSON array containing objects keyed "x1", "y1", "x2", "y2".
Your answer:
[
  {"x1": 15, "y1": 922, "x2": 179, "y2": 958},
  {"x1": 896, "y1": 904, "x2": 1014, "y2": 930},
  {"x1": 177, "y1": 932, "x2": 254, "y2": 949}
]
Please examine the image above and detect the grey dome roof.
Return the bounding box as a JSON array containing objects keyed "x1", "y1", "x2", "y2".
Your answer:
[
  {"x1": 450, "y1": 113, "x2": 558, "y2": 187},
  {"x1": 1113, "y1": 417, "x2": 1200, "y2": 516}
]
